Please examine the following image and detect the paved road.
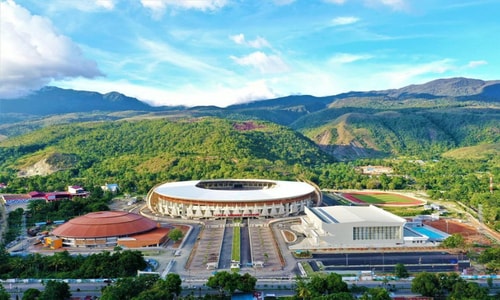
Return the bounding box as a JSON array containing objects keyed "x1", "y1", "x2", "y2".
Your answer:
[{"x1": 241, "y1": 219, "x2": 252, "y2": 266}]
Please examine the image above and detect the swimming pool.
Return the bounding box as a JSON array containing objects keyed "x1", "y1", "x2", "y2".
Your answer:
[{"x1": 411, "y1": 226, "x2": 449, "y2": 240}]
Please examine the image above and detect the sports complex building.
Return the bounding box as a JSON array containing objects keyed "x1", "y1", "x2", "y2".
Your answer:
[
  {"x1": 146, "y1": 179, "x2": 319, "y2": 219},
  {"x1": 50, "y1": 211, "x2": 170, "y2": 248},
  {"x1": 291, "y1": 205, "x2": 449, "y2": 249}
]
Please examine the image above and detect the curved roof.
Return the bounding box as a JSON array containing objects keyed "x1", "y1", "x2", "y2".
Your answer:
[
  {"x1": 52, "y1": 211, "x2": 158, "y2": 238},
  {"x1": 153, "y1": 179, "x2": 316, "y2": 202}
]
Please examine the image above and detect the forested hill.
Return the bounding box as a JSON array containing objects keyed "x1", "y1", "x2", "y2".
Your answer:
[
  {"x1": 1, "y1": 77, "x2": 499, "y2": 160},
  {"x1": 0, "y1": 118, "x2": 333, "y2": 193}
]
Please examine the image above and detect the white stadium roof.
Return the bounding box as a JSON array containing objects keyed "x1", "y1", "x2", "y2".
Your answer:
[
  {"x1": 308, "y1": 205, "x2": 406, "y2": 224},
  {"x1": 153, "y1": 179, "x2": 316, "y2": 202}
]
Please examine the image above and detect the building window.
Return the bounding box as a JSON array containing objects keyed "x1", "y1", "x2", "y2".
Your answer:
[{"x1": 353, "y1": 226, "x2": 400, "y2": 240}]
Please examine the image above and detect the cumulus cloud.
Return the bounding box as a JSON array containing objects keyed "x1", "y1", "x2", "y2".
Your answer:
[
  {"x1": 141, "y1": 0, "x2": 227, "y2": 15},
  {"x1": 331, "y1": 16, "x2": 359, "y2": 26},
  {"x1": 94, "y1": 0, "x2": 115, "y2": 10},
  {"x1": 0, "y1": 1, "x2": 102, "y2": 98},
  {"x1": 230, "y1": 33, "x2": 246, "y2": 45},
  {"x1": 230, "y1": 34, "x2": 271, "y2": 49},
  {"x1": 57, "y1": 78, "x2": 276, "y2": 108},
  {"x1": 231, "y1": 52, "x2": 289, "y2": 74}
]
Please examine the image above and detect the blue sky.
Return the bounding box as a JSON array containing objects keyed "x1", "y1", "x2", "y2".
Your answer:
[{"x1": 1, "y1": 0, "x2": 499, "y2": 107}]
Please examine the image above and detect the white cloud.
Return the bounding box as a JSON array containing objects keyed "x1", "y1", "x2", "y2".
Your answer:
[
  {"x1": 40, "y1": 0, "x2": 115, "y2": 12},
  {"x1": 273, "y1": 0, "x2": 295, "y2": 5},
  {"x1": 0, "y1": 0, "x2": 102, "y2": 98},
  {"x1": 95, "y1": 0, "x2": 115, "y2": 10},
  {"x1": 230, "y1": 33, "x2": 245, "y2": 45},
  {"x1": 365, "y1": 0, "x2": 409, "y2": 11},
  {"x1": 230, "y1": 34, "x2": 271, "y2": 49},
  {"x1": 231, "y1": 52, "x2": 289, "y2": 74},
  {"x1": 55, "y1": 78, "x2": 276, "y2": 108},
  {"x1": 331, "y1": 16, "x2": 359, "y2": 26},
  {"x1": 466, "y1": 60, "x2": 487, "y2": 68},
  {"x1": 141, "y1": 0, "x2": 227, "y2": 15},
  {"x1": 377, "y1": 59, "x2": 454, "y2": 87},
  {"x1": 328, "y1": 53, "x2": 373, "y2": 64},
  {"x1": 248, "y1": 37, "x2": 271, "y2": 49},
  {"x1": 138, "y1": 38, "x2": 230, "y2": 76},
  {"x1": 324, "y1": 0, "x2": 346, "y2": 4}
]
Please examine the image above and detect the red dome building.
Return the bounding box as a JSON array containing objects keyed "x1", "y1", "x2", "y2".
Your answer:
[{"x1": 51, "y1": 211, "x2": 170, "y2": 248}]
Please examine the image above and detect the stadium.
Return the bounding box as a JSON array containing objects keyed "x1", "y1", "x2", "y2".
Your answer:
[
  {"x1": 146, "y1": 179, "x2": 319, "y2": 219},
  {"x1": 50, "y1": 211, "x2": 170, "y2": 248}
]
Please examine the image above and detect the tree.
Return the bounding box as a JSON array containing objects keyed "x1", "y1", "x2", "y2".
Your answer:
[
  {"x1": 100, "y1": 275, "x2": 159, "y2": 300},
  {"x1": 168, "y1": 228, "x2": 183, "y2": 242},
  {"x1": 305, "y1": 273, "x2": 348, "y2": 298},
  {"x1": 394, "y1": 263, "x2": 409, "y2": 278},
  {"x1": 359, "y1": 287, "x2": 391, "y2": 300},
  {"x1": 295, "y1": 279, "x2": 311, "y2": 300},
  {"x1": 437, "y1": 272, "x2": 463, "y2": 294},
  {"x1": 134, "y1": 274, "x2": 182, "y2": 300},
  {"x1": 238, "y1": 272, "x2": 257, "y2": 293},
  {"x1": 115, "y1": 250, "x2": 147, "y2": 277},
  {"x1": 411, "y1": 272, "x2": 440, "y2": 297},
  {"x1": 39, "y1": 280, "x2": 71, "y2": 300},
  {"x1": 206, "y1": 271, "x2": 239, "y2": 296},
  {"x1": 163, "y1": 273, "x2": 182, "y2": 296},
  {"x1": 478, "y1": 247, "x2": 500, "y2": 273},
  {"x1": 325, "y1": 272, "x2": 349, "y2": 294},
  {"x1": 22, "y1": 288, "x2": 41, "y2": 300},
  {"x1": 448, "y1": 281, "x2": 489, "y2": 300},
  {"x1": 0, "y1": 283, "x2": 10, "y2": 300},
  {"x1": 441, "y1": 233, "x2": 466, "y2": 248}
]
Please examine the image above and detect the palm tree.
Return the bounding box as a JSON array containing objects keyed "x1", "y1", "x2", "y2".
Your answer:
[{"x1": 296, "y1": 279, "x2": 311, "y2": 300}]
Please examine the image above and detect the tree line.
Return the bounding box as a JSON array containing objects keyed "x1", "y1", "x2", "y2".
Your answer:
[
  {"x1": 0, "y1": 248, "x2": 146, "y2": 279},
  {"x1": 2, "y1": 269, "x2": 496, "y2": 300},
  {"x1": 0, "y1": 117, "x2": 497, "y2": 230}
]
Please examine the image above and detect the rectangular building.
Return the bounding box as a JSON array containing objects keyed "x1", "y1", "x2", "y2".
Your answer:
[{"x1": 300, "y1": 205, "x2": 406, "y2": 248}]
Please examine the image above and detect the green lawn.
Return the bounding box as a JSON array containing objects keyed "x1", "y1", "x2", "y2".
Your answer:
[
  {"x1": 232, "y1": 226, "x2": 240, "y2": 262},
  {"x1": 350, "y1": 193, "x2": 415, "y2": 204}
]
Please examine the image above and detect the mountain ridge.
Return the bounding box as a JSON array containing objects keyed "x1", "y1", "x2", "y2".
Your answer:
[{"x1": 1, "y1": 77, "x2": 499, "y2": 160}]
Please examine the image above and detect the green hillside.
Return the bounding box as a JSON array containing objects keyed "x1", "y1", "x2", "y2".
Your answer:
[
  {"x1": 0, "y1": 117, "x2": 333, "y2": 194},
  {"x1": 294, "y1": 100, "x2": 499, "y2": 160}
]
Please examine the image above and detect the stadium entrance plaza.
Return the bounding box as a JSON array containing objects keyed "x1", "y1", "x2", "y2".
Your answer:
[
  {"x1": 150, "y1": 214, "x2": 471, "y2": 283},
  {"x1": 164, "y1": 218, "x2": 295, "y2": 280}
]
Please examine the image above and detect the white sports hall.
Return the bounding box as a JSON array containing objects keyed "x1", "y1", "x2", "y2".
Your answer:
[{"x1": 292, "y1": 205, "x2": 408, "y2": 249}]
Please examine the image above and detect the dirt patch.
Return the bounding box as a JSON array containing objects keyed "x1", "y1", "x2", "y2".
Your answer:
[
  {"x1": 281, "y1": 229, "x2": 296, "y2": 243},
  {"x1": 232, "y1": 121, "x2": 265, "y2": 131},
  {"x1": 424, "y1": 219, "x2": 492, "y2": 246}
]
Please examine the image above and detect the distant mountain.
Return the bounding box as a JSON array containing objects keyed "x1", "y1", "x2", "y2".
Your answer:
[
  {"x1": 1, "y1": 77, "x2": 499, "y2": 160},
  {"x1": 0, "y1": 86, "x2": 158, "y2": 115},
  {"x1": 1, "y1": 77, "x2": 499, "y2": 117},
  {"x1": 382, "y1": 77, "x2": 500, "y2": 99}
]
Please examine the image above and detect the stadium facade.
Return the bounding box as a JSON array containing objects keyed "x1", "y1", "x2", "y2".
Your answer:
[{"x1": 146, "y1": 179, "x2": 319, "y2": 219}]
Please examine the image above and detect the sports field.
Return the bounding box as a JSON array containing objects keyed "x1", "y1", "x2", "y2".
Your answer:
[{"x1": 342, "y1": 192, "x2": 425, "y2": 206}]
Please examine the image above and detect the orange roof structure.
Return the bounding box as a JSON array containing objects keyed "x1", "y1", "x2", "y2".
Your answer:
[{"x1": 52, "y1": 211, "x2": 158, "y2": 238}]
